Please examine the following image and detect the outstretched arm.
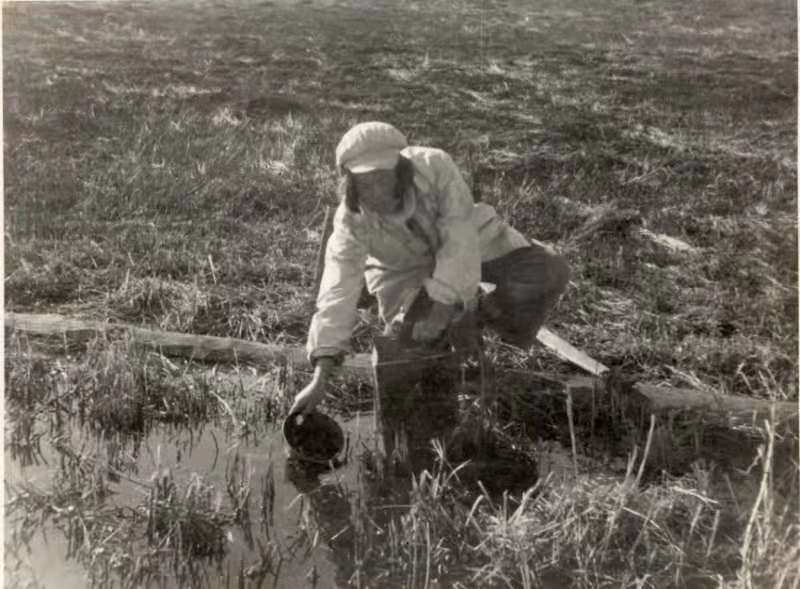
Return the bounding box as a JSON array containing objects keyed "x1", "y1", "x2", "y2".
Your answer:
[{"x1": 293, "y1": 204, "x2": 368, "y2": 415}]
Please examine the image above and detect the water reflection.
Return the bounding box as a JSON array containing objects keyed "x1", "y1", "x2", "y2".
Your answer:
[
  {"x1": 4, "y1": 413, "x2": 377, "y2": 588},
  {"x1": 284, "y1": 458, "x2": 357, "y2": 586},
  {"x1": 5, "y1": 394, "x2": 542, "y2": 588}
]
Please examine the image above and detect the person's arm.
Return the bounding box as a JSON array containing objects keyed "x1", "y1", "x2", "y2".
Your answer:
[
  {"x1": 413, "y1": 151, "x2": 480, "y2": 342},
  {"x1": 292, "y1": 204, "x2": 368, "y2": 415},
  {"x1": 289, "y1": 356, "x2": 338, "y2": 417}
]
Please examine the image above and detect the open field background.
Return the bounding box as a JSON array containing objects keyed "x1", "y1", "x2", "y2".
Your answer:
[
  {"x1": 3, "y1": 0, "x2": 798, "y2": 587},
  {"x1": 4, "y1": 0, "x2": 797, "y2": 396}
]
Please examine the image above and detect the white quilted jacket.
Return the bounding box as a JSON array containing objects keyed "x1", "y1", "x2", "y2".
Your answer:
[{"x1": 307, "y1": 146, "x2": 529, "y2": 362}]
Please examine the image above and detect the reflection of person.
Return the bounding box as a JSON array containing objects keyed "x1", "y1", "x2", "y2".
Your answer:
[
  {"x1": 284, "y1": 457, "x2": 404, "y2": 586},
  {"x1": 284, "y1": 459, "x2": 355, "y2": 584},
  {"x1": 290, "y1": 121, "x2": 570, "y2": 416}
]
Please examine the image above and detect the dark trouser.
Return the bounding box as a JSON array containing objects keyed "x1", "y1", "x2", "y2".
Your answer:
[
  {"x1": 375, "y1": 244, "x2": 568, "y2": 474},
  {"x1": 479, "y1": 243, "x2": 570, "y2": 348},
  {"x1": 385, "y1": 243, "x2": 570, "y2": 350}
]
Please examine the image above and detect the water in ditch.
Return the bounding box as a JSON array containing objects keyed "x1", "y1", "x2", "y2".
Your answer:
[
  {"x1": 5, "y1": 408, "x2": 385, "y2": 588},
  {"x1": 5, "y1": 361, "x2": 565, "y2": 588}
]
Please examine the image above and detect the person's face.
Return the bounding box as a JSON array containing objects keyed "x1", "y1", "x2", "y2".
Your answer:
[{"x1": 352, "y1": 169, "x2": 398, "y2": 214}]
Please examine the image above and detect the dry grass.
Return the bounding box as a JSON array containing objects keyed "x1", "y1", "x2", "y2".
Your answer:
[
  {"x1": 4, "y1": 337, "x2": 290, "y2": 588},
  {"x1": 4, "y1": 0, "x2": 796, "y2": 396},
  {"x1": 3, "y1": 0, "x2": 798, "y2": 586},
  {"x1": 338, "y1": 417, "x2": 798, "y2": 588},
  {"x1": 4, "y1": 332, "x2": 799, "y2": 587}
]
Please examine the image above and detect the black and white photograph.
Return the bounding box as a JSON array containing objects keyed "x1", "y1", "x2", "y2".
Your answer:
[{"x1": 3, "y1": 0, "x2": 798, "y2": 587}]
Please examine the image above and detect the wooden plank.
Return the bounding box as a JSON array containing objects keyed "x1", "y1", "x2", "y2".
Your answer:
[
  {"x1": 536, "y1": 327, "x2": 609, "y2": 376},
  {"x1": 639, "y1": 228, "x2": 699, "y2": 254},
  {"x1": 5, "y1": 311, "x2": 376, "y2": 376},
  {"x1": 5, "y1": 312, "x2": 317, "y2": 372},
  {"x1": 6, "y1": 312, "x2": 796, "y2": 428},
  {"x1": 564, "y1": 374, "x2": 797, "y2": 426}
]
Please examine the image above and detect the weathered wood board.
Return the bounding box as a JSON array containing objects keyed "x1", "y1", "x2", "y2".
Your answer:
[{"x1": 6, "y1": 312, "x2": 796, "y2": 431}]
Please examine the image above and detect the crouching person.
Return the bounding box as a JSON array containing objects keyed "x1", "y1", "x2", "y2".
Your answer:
[{"x1": 289, "y1": 122, "x2": 570, "y2": 417}]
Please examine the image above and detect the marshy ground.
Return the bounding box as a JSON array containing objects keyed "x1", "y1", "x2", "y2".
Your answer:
[{"x1": 3, "y1": 0, "x2": 798, "y2": 587}]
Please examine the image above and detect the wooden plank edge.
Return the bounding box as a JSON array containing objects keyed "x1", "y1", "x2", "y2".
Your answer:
[
  {"x1": 7, "y1": 312, "x2": 796, "y2": 427},
  {"x1": 5, "y1": 311, "x2": 374, "y2": 376}
]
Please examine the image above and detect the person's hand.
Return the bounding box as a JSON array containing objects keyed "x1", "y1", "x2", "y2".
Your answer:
[
  {"x1": 412, "y1": 301, "x2": 456, "y2": 343},
  {"x1": 289, "y1": 357, "x2": 336, "y2": 417},
  {"x1": 289, "y1": 379, "x2": 326, "y2": 418}
]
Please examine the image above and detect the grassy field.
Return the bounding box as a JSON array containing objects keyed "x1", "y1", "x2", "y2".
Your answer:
[
  {"x1": 3, "y1": 0, "x2": 798, "y2": 587},
  {"x1": 4, "y1": 0, "x2": 797, "y2": 396}
]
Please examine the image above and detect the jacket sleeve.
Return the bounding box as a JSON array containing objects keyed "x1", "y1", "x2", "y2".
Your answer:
[
  {"x1": 423, "y1": 151, "x2": 481, "y2": 309},
  {"x1": 306, "y1": 203, "x2": 368, "y2": 363}
]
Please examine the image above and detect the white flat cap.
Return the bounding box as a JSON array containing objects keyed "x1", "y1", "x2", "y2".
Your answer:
[{"x1": 335, "y1": 121, "x2": 408, "y2": 173}]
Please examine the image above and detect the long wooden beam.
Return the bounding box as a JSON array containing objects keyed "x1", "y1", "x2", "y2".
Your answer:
[
  {"x1": 563, "y1": 374, "x2": 797, "y2": 428},
  {"x1": 5, "y1": 312, "x2": 796, "y2": 427},
  {"x1": 4, "y1": 312, "x2": 373, "y2": 373}
]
